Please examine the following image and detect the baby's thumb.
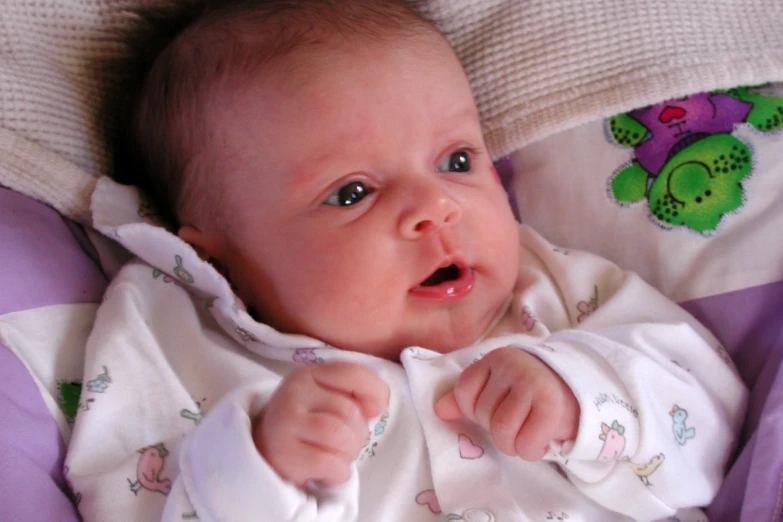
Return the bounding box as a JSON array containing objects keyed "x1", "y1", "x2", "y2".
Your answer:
[{"x1": 434, "y1": 391, "x2": 463, "y2": 420}]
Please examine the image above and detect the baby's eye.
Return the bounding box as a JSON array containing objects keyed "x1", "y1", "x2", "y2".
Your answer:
[
  {"x1": 324, "y1": 181, "x2": 371, "y2": 207},
  {"x1": 436, "y1": 150, "x2": 471, "y2": 173}
]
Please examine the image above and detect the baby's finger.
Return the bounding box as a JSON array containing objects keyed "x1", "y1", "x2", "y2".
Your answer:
[
  {"x1": 514, "y1": 404, "x2": 558, "y2": 461},
  {"x1": 451, "y1": 362, "x2": 491, "y2": 423},
  {"x1": 434, "y1": 390, "x2": 462, "y2": 420},
  {"x1": 473, "y1": 377, "x2": 515, "y2": 432},
  {"x1": 312, "y1": 362, "x2": 390, "y2": 418},
  {"x1": 489, "y1": 386, "x2": 532, "y2": 456},
  {"x1": 283, "y1": 442, "x2": 355, "y2": 487},
  {"x1": 308, "y1": 386, "x2": 365, "y2": 424},
  {"x1": 298, "y1": 411, "x2": 367, "y2": 460}
]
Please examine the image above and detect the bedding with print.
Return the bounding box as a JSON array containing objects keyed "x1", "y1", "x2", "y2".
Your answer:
[{"x1": 2, "y1": 1, "x2": 783, "y2": 521}]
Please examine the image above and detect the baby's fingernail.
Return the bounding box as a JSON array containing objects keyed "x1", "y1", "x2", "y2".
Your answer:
[{"x1": 434, "y1": 392, "x2": 461, "y2": 420}]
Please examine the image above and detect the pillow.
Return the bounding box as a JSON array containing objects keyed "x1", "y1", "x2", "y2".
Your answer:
[
  {"x1": 510, "y1": 84, "x2": 783, "y2": 304},
  {"x1": 0, "y1": 186, "x2": 107, "y2": 522},
  {"x1": 508, "y1": 84, "x2": 783, "y2": 521},
  {"x1": 0, "y1": 188, "x2": 106, "y2": 315},
  {"x1": 3, "y1": 0, "x2": 783, "y2": 222}
]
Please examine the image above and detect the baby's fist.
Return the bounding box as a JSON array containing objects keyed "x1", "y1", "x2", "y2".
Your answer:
[
  {"x1": 435, "y1": 347, "x2": 579, "y2": 460},
  {"x1": 254, "y1": 362, "x2": 389, "y2": 487}
]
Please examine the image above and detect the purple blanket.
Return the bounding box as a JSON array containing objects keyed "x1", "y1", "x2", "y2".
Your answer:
[
  {"x1": 683, "y1": 286, "x2": 783, "y2": 521},
  {"x1": 0, "y1": 187, "x2": 106, "y2": 522}
]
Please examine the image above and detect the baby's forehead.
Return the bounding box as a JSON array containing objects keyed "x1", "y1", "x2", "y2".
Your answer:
[
  {"x1": 203, "y1": 27, "x2": 456, "y2": 129},
  {"x1": 188, "y1": 0, "x2": 440, "y2": 69},
  {"x1": 180, "y1": 23, "x2": 466, "y2": 213}
]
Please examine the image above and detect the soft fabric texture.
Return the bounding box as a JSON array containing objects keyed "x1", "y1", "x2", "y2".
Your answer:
[
  {"x1": 0, "y1": 187, "x2": 106, "y2": 315},
  {"x1": 508, "y1": 84, "x2": 783, "y2": 522},
  {"x1": 0, "y1": 344, "x2": 81, "y2": 522},
  {"x1": 509, "y1": 84, "x2": 783, "y2": 303},
  {"x1": 0, "y1": 186, "x2": 107, "y2": 522},
  {"x1": 681, "y1": 282, "x2": 783, "y2": 522},
  {"x1": 2, "y1": 1, "x2": 783, "y2": 520},
  {"x1": 8, "y1": 178, "x2": 738, "y2": 521},
  {"x1": 2, "y1": 0, "x2": 783, "y2": 222},
  {"x1": 418, "y1": 1, "x2": 783, "y2": 159}
]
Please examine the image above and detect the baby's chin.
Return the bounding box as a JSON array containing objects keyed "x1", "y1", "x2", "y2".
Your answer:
[
  {"x1": 360, "y1": 328, "x2": 487, "y2": 362},
  {"x1": 416, "y1": 331, "x2": 485, "y2": 356}
]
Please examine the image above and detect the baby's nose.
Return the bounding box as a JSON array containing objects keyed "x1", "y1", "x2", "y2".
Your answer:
[{"x1": 398, "y1": 182, "x2": 462, "y2": 239}]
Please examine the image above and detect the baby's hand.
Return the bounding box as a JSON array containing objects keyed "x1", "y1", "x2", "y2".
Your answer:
[
  {"x1": 434, "y1": 347, "x2": 579, "y2": 461},
  {"x1": 253, "y1": 362, "x2": 390, "y2": 487}
]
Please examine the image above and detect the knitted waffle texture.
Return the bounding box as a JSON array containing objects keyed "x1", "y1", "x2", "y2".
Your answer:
[{"x1": 2, "y1": 0, "x2": 783, "y2": 222}]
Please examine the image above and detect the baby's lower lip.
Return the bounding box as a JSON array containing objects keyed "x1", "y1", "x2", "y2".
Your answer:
[{"x1": 409, "y1": 267, "x2": 475, "y2": 301}]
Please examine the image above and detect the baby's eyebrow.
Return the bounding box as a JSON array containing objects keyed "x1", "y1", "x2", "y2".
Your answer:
[
  {"x1": 446, "y1": 105, "x2": 480, "y2": 123},
  {"x1": 283, "y1": 104, "x2": 482, "y2": 191},
  {"x1": 432, "y1": 107, "x2": 483, "y2": 141},
  {"x1": 285, "y1": 159, "x2": 336, "y2": 192},
  {"x1": 286, "y1": 167, "x2": 320, "y2": 190},
  {"x1": 431, "y1": 97, "x2": 479, "y2": 120}
]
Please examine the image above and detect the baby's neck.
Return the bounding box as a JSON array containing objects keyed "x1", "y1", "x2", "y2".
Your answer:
[{"x1": 473, "y1": 293, "x2": 515, "y2": 345}]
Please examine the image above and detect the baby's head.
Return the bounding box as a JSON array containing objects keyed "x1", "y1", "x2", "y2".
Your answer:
[{"x1": 130, "y1": 0, "x2": 520, "y2": 359}]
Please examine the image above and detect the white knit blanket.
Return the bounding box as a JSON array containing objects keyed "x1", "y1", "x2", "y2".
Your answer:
[{"x1": 2, "y1": 0, "x2": 783, "y2": 224}]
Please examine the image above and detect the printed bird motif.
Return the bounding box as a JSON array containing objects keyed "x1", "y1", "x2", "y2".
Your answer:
[
  {"x1": 628, "y1": 453, "x2": 665, "y2": 486},
  {"x1": 128, "y1": 444, "x2": 172, "y2": 495},
  {"x1": 597, "y1": 420, "x2": 626, "y2": 460},
  {"x1": 670, "y1": 405, "x2": 696, "y2": 445}
]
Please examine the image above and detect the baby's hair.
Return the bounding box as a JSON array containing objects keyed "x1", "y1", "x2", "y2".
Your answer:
[{"x1": 113, "y1": 0, "x2": 437, "y2": 228}]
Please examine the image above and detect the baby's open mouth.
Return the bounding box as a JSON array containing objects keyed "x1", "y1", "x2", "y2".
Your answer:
[
  {"x1": 420, "y1": 264, "x2": 461, "y2": 287},
  {"x1": 411, "y1": 262, "x2": 475, "y2": 301}
]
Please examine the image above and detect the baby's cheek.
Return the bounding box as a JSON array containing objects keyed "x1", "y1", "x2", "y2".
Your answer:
[{"x1": 490, "y1": 165, "x2": 502, "y2": 185}]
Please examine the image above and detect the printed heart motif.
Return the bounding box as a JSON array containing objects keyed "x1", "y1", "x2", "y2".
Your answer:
[
  {"x1": 459, "y1": 434, "x2": 485, "y2": 459},
  {"x1": 415, "y1": 490, "x2": 442, "y2": 514},
  {"x1": 659, "y1": 105, "x2": 687, "y2": 123}
]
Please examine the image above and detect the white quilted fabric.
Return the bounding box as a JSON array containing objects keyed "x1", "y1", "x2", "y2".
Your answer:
[
  {"x1": 2, "y1": 0, "x2": 783, "y2": 223},
  {"x1": 419, "y1": 0, "x2": 783, "y2": 159}
]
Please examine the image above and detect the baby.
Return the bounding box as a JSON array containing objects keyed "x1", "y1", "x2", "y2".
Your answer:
[{"x1": 65, "y1": 1, "x2": 747, "y2": 521}]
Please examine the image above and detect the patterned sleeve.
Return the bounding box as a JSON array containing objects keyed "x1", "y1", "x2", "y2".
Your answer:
[
  {"x1": 171, "y1": 382, "x2": 361, "y2": 522},
  {"x1": 64, "y1": 261, "x2": 359, "y2": 522},
  {"x1": 512, "y1": 225, "x2": 748, "y2": 521}
]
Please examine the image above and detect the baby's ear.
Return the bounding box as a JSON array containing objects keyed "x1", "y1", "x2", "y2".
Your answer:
[
  {"x1": 179, "y1": 226, "x2": 232, "y2": 282},
  {"x1": 177, "y1": 225, "x2": 229, "y2": 279},
  {"x1": 178, "y1": 226, "x2": 243, "y2": 300},
  {"x1": 178, "y1": 225, "x2": 213, "y2": 261}
]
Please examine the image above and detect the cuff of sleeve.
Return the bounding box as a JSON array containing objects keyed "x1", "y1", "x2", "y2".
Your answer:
[
  {"x1": 178, "y1": 383, "x2": 359, "y2": 522},
  {"x1": 511, "y1": 333, "x2": 641, "y2": 466}
]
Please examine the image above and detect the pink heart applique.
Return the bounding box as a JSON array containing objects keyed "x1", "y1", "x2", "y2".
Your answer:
[
  {"x1": 659, "y1": 105, "x2": 687, "y2": 123},
  {"x1": 459, "y1": 433, "x2": 485, "y2": 459},
  {"x1": 415, "y1": 490, "x2": 441, "y2": 514}
]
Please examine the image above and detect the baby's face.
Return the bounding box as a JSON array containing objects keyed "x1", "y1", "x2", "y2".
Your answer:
[{"x1": 206, "y1": 31, "x2": 520, "y2": 359}]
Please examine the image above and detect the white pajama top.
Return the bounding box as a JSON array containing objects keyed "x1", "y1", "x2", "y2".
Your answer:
[{"x1": 58, "y1": 178, "x2": 747, "y2": 522}]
